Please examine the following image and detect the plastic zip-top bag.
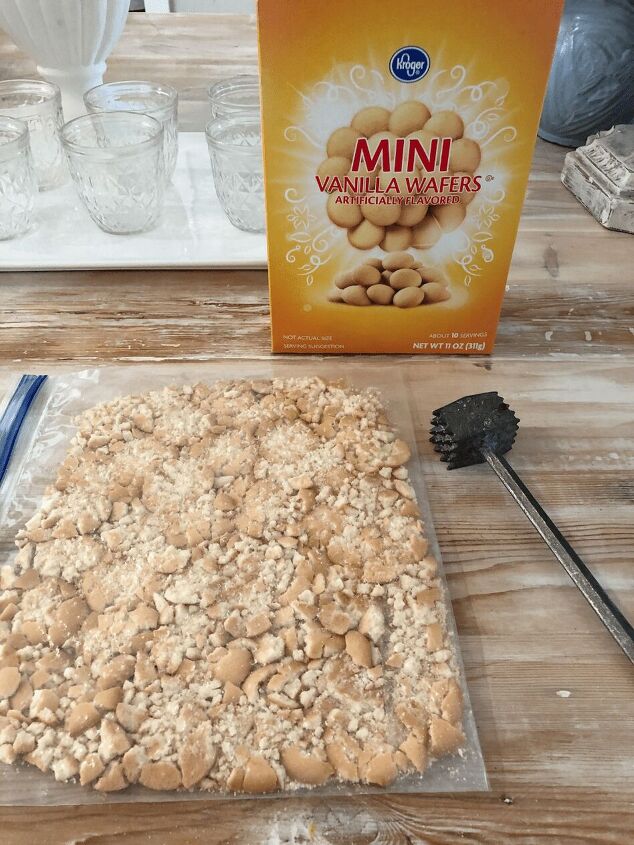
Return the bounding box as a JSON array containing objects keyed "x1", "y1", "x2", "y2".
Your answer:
[
  {"x1": 0, "y1": 376, "x2": 49, "y2": 525},
  {"x1": 0, "y1": 363, "x2": 487, "y2": 804}
]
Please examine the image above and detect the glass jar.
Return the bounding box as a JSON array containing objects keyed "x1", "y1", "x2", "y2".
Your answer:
[
  {"x1": 84, "y1": 81, "x2": 178, "y2": 181},
  {"x1": 205, "y1": 115, "x2": 265, "y2": 233},
  {"x1": 208, "y1": 75, "x2": 261, "y2": 119},
  {"x1": 0, "y1": 116, "x2": 37, "y2": 240},
  {"x1": 0, "y1": 79, "x2": 66, "y2": 190},
  {"x1": 61, "y1": 111, "x2": 165, "y2": 235}
]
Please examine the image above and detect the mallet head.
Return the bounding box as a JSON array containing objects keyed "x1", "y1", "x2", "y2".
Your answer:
[{"x1": 430, "y1": 391, "x2": 519, "y2": 469}]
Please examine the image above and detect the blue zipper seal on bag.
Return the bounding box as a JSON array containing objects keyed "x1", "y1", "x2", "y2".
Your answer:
[{"x1": 0, "y1": 374, "x2": 48, "y2": 486}]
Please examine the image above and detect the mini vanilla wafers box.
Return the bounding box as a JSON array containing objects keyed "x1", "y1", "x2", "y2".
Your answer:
[{"x1": 257, "y1": 0, "x2": 563, "y2": 353}]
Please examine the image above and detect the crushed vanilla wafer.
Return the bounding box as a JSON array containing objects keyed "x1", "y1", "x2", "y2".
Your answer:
[{"x1": 0, "y1": 377, "x2": 464, "y2": 793}]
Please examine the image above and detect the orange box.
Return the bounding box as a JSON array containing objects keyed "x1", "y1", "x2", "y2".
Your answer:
[{"x1": 257, "y1": 0, "x2": 563, "y2": 354}]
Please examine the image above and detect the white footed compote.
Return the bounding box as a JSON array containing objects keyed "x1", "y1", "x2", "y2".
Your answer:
[{"x1": 0, "y1": 0, "x2": 130, "y2": 119}]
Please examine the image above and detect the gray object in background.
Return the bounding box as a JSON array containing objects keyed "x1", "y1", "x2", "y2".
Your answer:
[
  {"x1": 144, "y1": 1, "x2": 255, "y2": 11},
  {"x1": 539, "y1": 0, "x2": 634, "y2": 148},
  {"x1": 562, "y1": 124, "x2": 634, "y2": 234}
]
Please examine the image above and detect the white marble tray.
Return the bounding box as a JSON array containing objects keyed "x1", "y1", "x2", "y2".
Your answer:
[{"x1": 0, "y1": 132, "x2": 268, "y2": 271}]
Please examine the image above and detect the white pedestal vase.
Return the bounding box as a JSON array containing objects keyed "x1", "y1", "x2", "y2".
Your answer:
[{"x1": 0, "y1": 0, "x2": 130, "y2": 120}]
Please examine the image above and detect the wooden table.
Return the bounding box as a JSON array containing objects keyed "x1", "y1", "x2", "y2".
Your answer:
[{"x1": 1, "y1": 14, "x2": 633, "y2": 845}]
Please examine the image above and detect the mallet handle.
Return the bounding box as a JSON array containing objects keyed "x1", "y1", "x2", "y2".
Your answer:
[{"x1": 485, "y1": 450, "x2": 634, "y2": 665}]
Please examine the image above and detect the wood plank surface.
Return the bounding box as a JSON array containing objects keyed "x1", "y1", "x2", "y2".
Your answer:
[{"x1": 1, "y1": 13, "x2": 633, "y2": 845}]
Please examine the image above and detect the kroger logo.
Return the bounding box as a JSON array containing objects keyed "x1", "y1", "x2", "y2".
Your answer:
[{"x1": 389, "y1": 46, "x2": 430, "y2": 83}]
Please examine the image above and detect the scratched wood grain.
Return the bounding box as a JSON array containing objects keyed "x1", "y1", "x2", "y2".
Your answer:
[{"x1": 1, "y1": 14, "x2": 634, "y2": 845}]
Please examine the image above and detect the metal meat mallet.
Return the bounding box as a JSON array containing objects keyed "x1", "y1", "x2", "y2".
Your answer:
[{"x1": 430, "y1": 391, "x2": 634, "y2": 665}]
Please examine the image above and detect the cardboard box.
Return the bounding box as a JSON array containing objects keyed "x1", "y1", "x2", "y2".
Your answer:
[{"x1": 258, "y1": 0, "x2": 563, "y2": 354}]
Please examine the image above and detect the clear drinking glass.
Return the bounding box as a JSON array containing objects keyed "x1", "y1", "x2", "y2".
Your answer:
[
  {"x1": 61, "y1": 112, "x2": 165, "y2": 235},
  {"x1": 0, "y1": 79, "x2": 66, "y2": 190},
  {"x1": 84, "y1": 81, "x2": 179, "y2": 182},
  {"x1": 0, "y1": 116, "x2": 37, "y2": 240},
  {"x1": 208, "y1": 75, "x2": 261, "y2": 118},
  {"x1": 205, "y1": 115, "x2": 265, "y2": 233}
]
